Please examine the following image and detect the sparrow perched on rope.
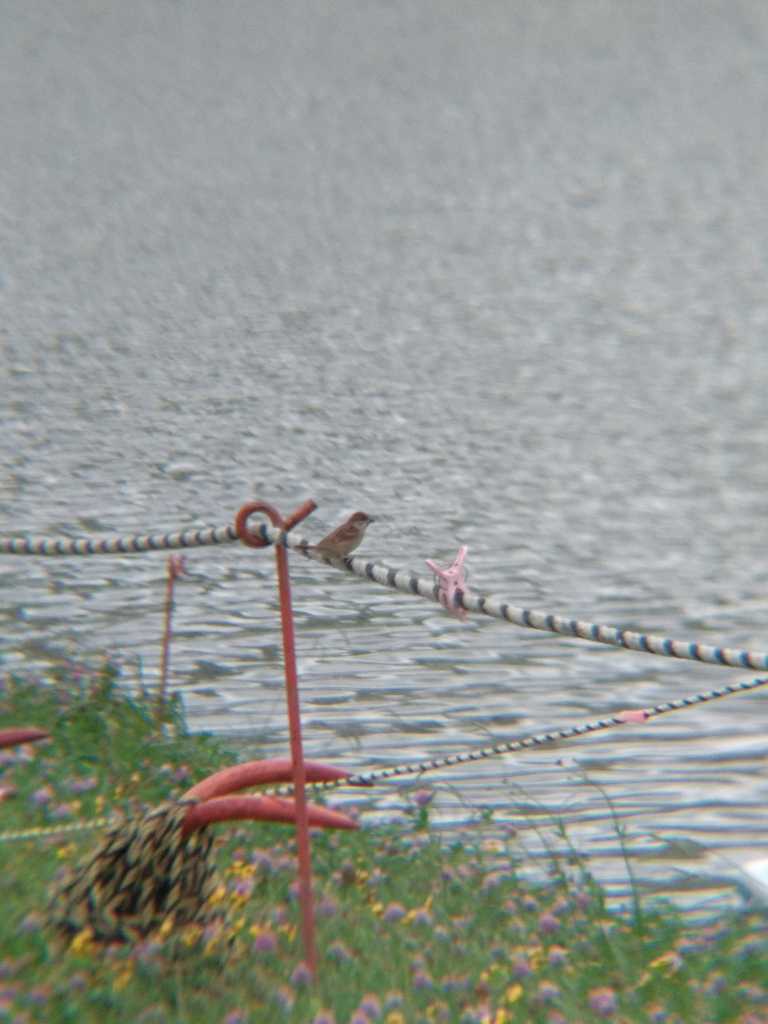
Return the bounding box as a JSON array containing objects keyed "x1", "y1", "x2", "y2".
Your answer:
[{"x1": 310, "y1": 512, "x2": 375, "y2": 558}]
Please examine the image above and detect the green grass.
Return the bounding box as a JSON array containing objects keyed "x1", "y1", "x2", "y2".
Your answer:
[{"x1": 0, "y1": 657, "x2": 766, "y2": 1024}]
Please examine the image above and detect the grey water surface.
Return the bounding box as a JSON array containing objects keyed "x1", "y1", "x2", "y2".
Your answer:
[{"x1": 2, "y1": 0, "x2": 768, "y2": 909}]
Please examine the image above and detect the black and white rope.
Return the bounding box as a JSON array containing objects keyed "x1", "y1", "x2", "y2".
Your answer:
[
  {"x1": 3, "y1": 518, "x2": 768, "y2": 669},
  {"x1": 0, "y1": 525, "x2": 239, "y2": 556},
  {"x1": 3, "y1": 675, "x2": 766, "y2": 844},
  {"x1": 264, "y1": 673, "x2": 768, "y2": 797}
]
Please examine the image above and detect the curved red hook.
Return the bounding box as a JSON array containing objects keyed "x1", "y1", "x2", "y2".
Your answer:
[
  {"x1": 235, "y1": 499, "x2": 317, "y2": 549},
  {"x1": 0, "y1": 727, "x2": 49, "y2": 749},
  {"x1": 181, "y1": 795, "x2": 358, "y2": 836}
]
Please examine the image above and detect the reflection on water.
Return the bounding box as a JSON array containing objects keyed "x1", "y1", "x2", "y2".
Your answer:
[{"x1": 2, "y1": 0, "x2": 768, "y2": 910}]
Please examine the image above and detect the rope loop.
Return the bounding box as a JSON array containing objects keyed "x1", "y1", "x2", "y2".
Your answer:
[{"x1": 234, "y1": 499, "x2": 317, "y2": 549}]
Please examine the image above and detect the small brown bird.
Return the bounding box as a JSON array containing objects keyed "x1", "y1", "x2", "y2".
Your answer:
[{"x1": 311, "y1": 511, "x2": 375, "y2": 558}]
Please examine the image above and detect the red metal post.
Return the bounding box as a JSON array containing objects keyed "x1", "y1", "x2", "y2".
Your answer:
[
  {"x1": 157, "y1": 554, "x2": 186, "y2": 719},
  {"x1": 235, "y1": 499, "x2": 319, "y2": 976}
]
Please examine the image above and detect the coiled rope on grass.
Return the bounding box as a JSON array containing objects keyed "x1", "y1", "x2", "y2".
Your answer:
[
  {"x1": 3, "y1": 518, "x2": 767, "y2": 671},
  {"x1": 3, "y1": 674, "x2": 766, "y2": 844}
]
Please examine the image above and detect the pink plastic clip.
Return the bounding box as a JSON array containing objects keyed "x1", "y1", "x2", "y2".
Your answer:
[
  {"x1": 615, "y1": 709, "x2": 650, "y2": 724},
  {"x1": 425, "y1": 545, "x2": 470, "y2": 621}
]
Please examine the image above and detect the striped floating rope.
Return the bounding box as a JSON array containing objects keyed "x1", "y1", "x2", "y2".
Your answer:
[
  {"x1": 2, "y1": 517, "x2": 767, "y2": 669},
  {"x1": 262, "y1": 673, "x2": 768, "y2": 797},
  {"x1": 0, "y1": 525, "x2": 239, "y2": 556},
  {"x1": 3, "y1": 674, "x2": 766, "y2": 844},
  {"x1": 0, "y1": 816, "x2": 114, "y2": 843}
]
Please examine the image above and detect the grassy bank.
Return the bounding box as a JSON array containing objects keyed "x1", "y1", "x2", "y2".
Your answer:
[{"x1": 0, "y1": 657, "x2": 766, "y2": 1023}]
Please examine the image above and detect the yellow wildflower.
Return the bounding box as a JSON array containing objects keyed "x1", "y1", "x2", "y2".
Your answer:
[
  {"x1": 180, "y1": 924, "x2": 203, "y2": 947},
  {"x1": 56, "y1": 843, "x2": 76, "y2": 860},
  {"x1": 648, "y1": 951, "x2": 683, "y2": 975},
  {"x1": 209, "y1": 884, "x2": 227, "y2": 905},
  {"x1": 228, "y1": 862, "x2": 256, "y2": 879},
  {"x1": 69, "y1": 926, "x2": 95, "y2": 954},
  {"x1": 114, "y1": 966, "x2": 133, "y2": 992},
  {"x1": 505, "y1": 984, "x2": 523, "y2": 1004},
  {"x1": 483, "y1": 838, "x2": 505, "y2": 853}
]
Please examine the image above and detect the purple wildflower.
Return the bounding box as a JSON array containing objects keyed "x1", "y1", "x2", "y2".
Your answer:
[
  {"x1": 290, "y1": 962, "x2": 313, "y2": 988},
  {"x1": 252, "y1": 930, "x2": 277, "y2": 954},
  {"x1": 327, "y1": 941, "x2": 353, "y2": 964},
  {"x1": 67, "y1": 776, "x2": 97, "y2": 794},
  {"x1": 135, "y1": 941, "x2": 163, "y2": 964},
  {"x1": 232, "y1": 878, "x2": 254, "y2": 899},
  {"x1": 383, "y1": 902, "x2": 406, "y2": 922},
  {"x1": 223, "y1": 1013, "x2": 247, "y2": 1024},
  {"x1": 358, "y1": 993, "x2": 382, "y2": 1019},
  {"x1": 27, "y1": 986, "x2": 52, "y2": 1007},
  {"x1": 442, "y1": 974, "x2": 470, "y2": 993},
  {"x1": 316, "y1": 896, "x2": 339, "y2": 919},
  {"x1": 551, "y1": 896, "x2": 570, "y2": 916},
  {"x1": 574, "y1": 890, "x2": 592, "y2": 911},
  {"x1": 412, "y1": 787, "x2": 434, "y2": 808},
  {"x1": 536, "y1": 981, "x2": 560, "y2": 1005},
  {"x1": 547, "y1": 945, "x2": 568, "y2": 967},
  {"x1": 412, "y1": 969, "x2": 434, "y2": 991},
  {"x1": 538, "y1": 911, "x2": 560, "y2": 935},
  {"x1": 273, "y1": 987, "x2": 294, "y2": 1012},
  {"x1": 512, "y1": 956, "x2": 532, "y2": 979},
  {"x1": 271, "y1": 906, "x2": 289, "y2": 926},
  {"x1": 29, "y1": 786, "x2": 54, "y2": 807},
  {"x1": 17, "y1": 914, "x2": 43, "y2": 935},
  {"x1": 646, "y1": 1004, "x2": 668, "y2": 1023},
  {"x1": 588, "y1": 987, "x2": 618, "y2": 1017},
  {"x1": 383, "y1": 992, "x2": 404, "y2": 1011},
  {"x1": 250, "y1": 851, "x2": 274, "y2": 874}
]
